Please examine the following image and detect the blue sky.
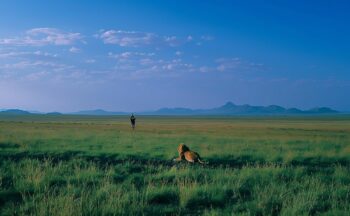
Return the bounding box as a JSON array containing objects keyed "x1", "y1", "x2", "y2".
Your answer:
[{"x1": 0, "y1": 0, "x2": 349, "y2": 112}]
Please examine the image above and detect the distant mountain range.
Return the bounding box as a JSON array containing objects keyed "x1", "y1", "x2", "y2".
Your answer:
[
  {"x1": 140, "y1": 102, "x2": 339, "y2": 115},
  {"x1": 0, "y1": 102, "x2": 341, "y2": 116}
]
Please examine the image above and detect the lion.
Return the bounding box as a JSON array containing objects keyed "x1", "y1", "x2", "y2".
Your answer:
[{"x1": 173, "y1": 143, "x2": 207, "y2": 164}]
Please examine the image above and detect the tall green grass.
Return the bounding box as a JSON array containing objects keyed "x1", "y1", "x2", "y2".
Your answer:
[{"x1": 0, "y1": 115, "x2": 350, "y2": 215}]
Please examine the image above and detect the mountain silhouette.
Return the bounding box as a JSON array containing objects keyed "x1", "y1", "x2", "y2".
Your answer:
[
  {"x1": 0, "y1": 109, "x2": 31, "y2": 115},
  {"x1": 0, "y1": 103, "x2": 340, "y2": 116},
  {"x1": 141, "y1": 102, "x2": 338, "y2": 115}
]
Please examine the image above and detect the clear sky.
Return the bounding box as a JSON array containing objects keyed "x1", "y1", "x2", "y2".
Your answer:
[{"x1": 0, "y1": 0, "x2": 349, "y2": 112}]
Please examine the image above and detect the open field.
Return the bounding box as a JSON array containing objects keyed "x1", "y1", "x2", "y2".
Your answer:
[{"x1": 1, "y1": 115, "x2": 350, "y2": 215}]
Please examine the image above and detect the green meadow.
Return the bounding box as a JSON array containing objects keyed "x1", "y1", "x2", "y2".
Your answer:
[{"x1": 1, "y1": 115, "x2": 350, "y2": 215}]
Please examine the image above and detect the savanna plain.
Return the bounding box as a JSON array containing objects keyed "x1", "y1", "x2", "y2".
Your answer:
[{"x1": 0, "y1": 115, "x2": 350, "y2": 215}]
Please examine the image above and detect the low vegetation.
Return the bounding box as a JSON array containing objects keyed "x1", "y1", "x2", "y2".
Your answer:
[{"x1": 1, "y1": 115, "x2": 350, "y2": 215}]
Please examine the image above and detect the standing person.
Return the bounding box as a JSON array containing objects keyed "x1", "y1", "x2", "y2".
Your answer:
[{"x1": 130, "y1": 113, "x2": 136, "y2": 130}]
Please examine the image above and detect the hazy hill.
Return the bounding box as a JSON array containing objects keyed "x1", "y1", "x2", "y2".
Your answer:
[
  {"x1": 46, "y1": 112, "x2": 63, "y2": 115},
  {"x1": 0, "y1": 109, "x2": 32, "y2": 115},
  {"x1": 305, "y1": 107, "x2": 339, "y2": 114}
]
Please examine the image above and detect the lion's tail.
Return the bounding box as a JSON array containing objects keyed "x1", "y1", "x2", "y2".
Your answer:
[{"x1": 198, "y1": 157, "x2": 208, "y2": 165}]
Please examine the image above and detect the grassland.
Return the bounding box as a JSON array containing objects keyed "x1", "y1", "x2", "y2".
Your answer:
[{"x1": 1, "y1": 115, "x2": 350, "y2": 215}]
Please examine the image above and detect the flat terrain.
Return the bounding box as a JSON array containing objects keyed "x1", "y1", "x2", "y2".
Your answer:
[{"x1": 1, "y1": 115, "x2": 350, "y2": 215}]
